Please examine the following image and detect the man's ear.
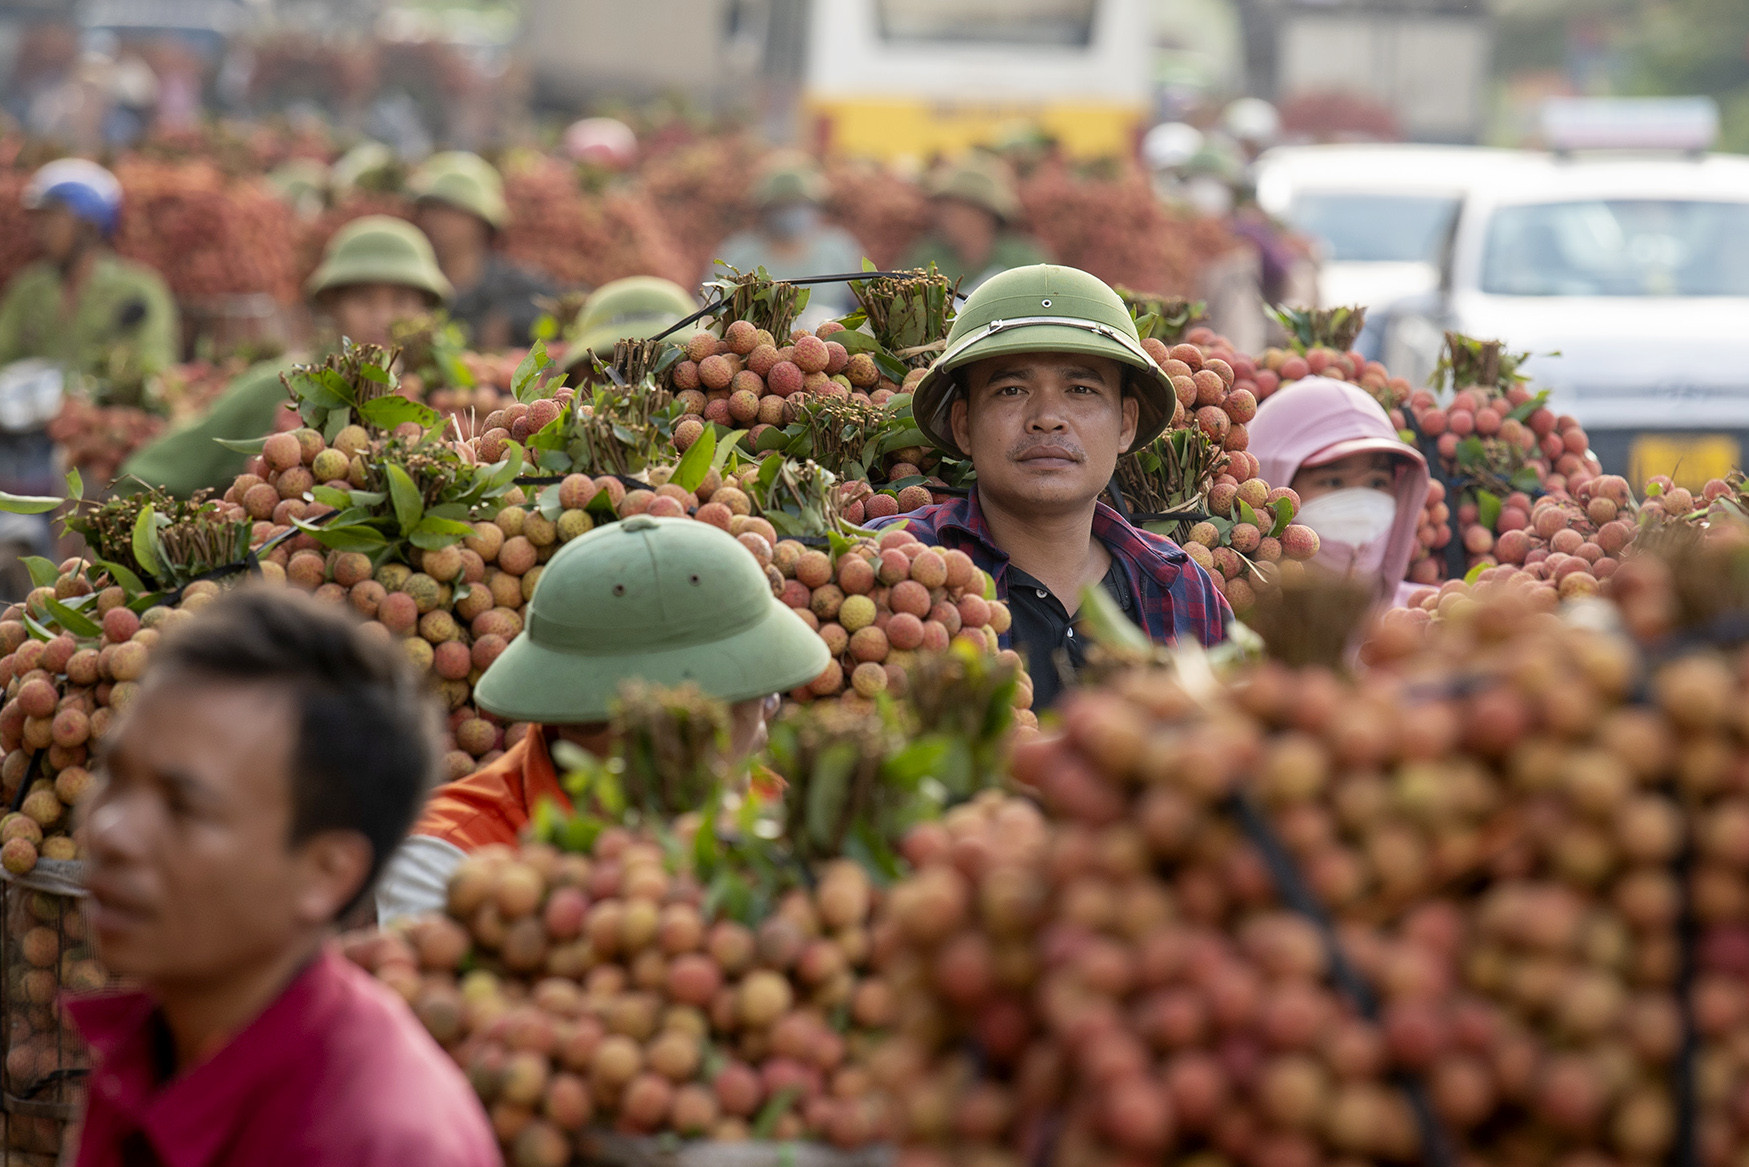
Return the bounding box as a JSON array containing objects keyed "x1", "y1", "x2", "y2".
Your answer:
[
  {"x1": 950, "y1": 393, "x2": 973, "y2": 456},
  {"x1": 1119, "y1": 388, "x2": 1140, "y2": 452},
  {"x1": 293, "y1": 830, "x2": 374, "y2": 925}
]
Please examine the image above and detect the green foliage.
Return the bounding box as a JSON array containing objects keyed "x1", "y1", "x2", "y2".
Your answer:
[
  {"x1": 1118, "y1": 288, "x2": 1206, "y2": 343},
  {"x1": 295, "y1": 431, "x2": 522, "y2": 558},
  {"x1": 842, "y1": 264, "x2": 957, "y2": 372},
  {"x1": 1115, "y1": 426, "x2": 1227, "y2": 538},
  {"x1": 1433, "y1": 332, "x2": 1530, "y2": 394},
  {"x1": 705, "y1": 265, "x2": 810, "y2": 342},
  {"x1": 280, "y1": 340, "x2": 441, "y2": 442},
  {"x1": 67, "y1": 487, "x2": 247, "y2": 590},
  {"x1": 1267, "y1": 305, "x2": 1367, "y2": 354}
]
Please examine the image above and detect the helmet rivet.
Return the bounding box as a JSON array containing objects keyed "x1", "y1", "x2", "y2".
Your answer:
[
  {"x1": 612, "y1": 584, "x2": 626, "y2": 596},
  {"x1": 1040, "y1": 299, "x2": 1052, "y2": 307},
  {"x1": 690, "y1": 574, "x2": 701, "y2": 585}
]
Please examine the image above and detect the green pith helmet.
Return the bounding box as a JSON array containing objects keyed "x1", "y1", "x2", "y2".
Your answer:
[
  {"x1": 474, "y1": 515, "x2": 829, "y2": 724},
  {"x1": 927, "y1": 154, "x2": 1022, "y2": 223},
  {"x1": 751, "y1": 151, "x2": 828, "y2": 208},
  {"x1": 266, "y1": 158, "x2": 330, "y2": 215},
  {"x1": 564, "y1": 276, "x2": 699, "y2": 369},
  {"x1": 408, "y1": 151, "x2": 509, "y2": 230},
  {"x1": 909, "y1": 264, "x2": 1175, "y2": 459},
  {"x1": 305, "y1": 215, "x2": 454, "y2": 305}
]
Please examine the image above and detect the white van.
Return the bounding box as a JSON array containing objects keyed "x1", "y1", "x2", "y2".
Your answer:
[
  {"x1": 1376, "y1": 150, "x2": 1749, "y2": 489},
  {"x1": 1254, "y1": 144, "x2": 1530, "y2": 320}
]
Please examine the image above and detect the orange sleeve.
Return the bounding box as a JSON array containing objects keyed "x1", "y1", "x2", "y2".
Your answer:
[{"x1": 413, "y1": 734, "x2": 572, "y2": 852}]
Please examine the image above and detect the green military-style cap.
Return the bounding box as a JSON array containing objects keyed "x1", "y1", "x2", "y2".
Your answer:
[
  {"x1": 564, "y1": 276, "x2": 700, "y2": 370},
  {"x1": 306, "y1": 215, "x2": 453, "y2": 305},
  {"x1": 927, "y1": 154, "x2": 1022, "y2": 223},
  {"x1": 473, "y1": 515, "x2": 829, "y2": 724},
  {"x1": 909, "y1": 263, "x2": 1175, "y2": 459},
  {"x1": 409, "y1": 151, "x2": 509, "y2": 230},
  {"x1": 749, "y1": 149, "x2": 829, "y2": 209}
]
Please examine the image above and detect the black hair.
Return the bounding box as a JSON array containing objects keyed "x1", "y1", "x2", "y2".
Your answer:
[{"x1": 152, "y1": 586, "x2": 443, "y2": 918}]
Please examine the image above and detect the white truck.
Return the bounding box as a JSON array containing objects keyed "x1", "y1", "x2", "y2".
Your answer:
[{"x1": 1375, "y1": 133, "x2": 1749, "y2": 491}]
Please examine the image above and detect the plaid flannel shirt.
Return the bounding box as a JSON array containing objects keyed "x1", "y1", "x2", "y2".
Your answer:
[{"x1": 870, "y1": 488, "x2": 1231, "y2": 650}]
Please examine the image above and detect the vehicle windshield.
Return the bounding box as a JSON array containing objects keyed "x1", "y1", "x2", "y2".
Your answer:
[
  {"x1": 1481, "y1": 199, "x2": 1749, "y2": 296},
  {"x1": 876, "y1": 0, "x2": 1097, "y2": 46},
  {"x1": 1287, "y1": 193, "x2": 1459, "y2": 265}
]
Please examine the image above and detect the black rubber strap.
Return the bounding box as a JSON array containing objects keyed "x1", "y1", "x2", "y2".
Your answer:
[
  {"x1": 1224, "y1": 788, "x2": 1460, "y2": 1167},
  {"x1": 651, "y1": 271, "x2": 935, "y2": 344}
]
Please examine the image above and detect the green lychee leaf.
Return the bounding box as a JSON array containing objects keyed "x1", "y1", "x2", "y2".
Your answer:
[
  {"x1": 409, "y1": 515, "x2": 476, "y2": 550},
  {"x1": 20, "y1": 610, "x2": 54, "y2": 641},
  {"x1": 710, "y1": 431, "x2": 748, "y2": 476},
  {"x1": 671, "y1": 425, "x2": 717, "y2": 493},
  {"x1": 64, "y1": 467, "x2": 81, "y2": 502},
  {"x1": 357, "y1": 362, "x2": 391, "y2": 384},
  {"x1": 1455, "y1": 436, "x2": 1487, "y2": 468},
  {"x1": 20, "y1": 556, "x2": 58, "y2": 590},
  {"x1": 1237, "y1": 499, "x2": 1262, "y2": 529},
  {"x1": 1476, "y1": 489, "x2": 1502, "y2": 531},
  {"x1": 41, "y1": 596, "x2": 100, "y2": 639},
  {"x1": 311, "y1": 485, "x2": 352, "y2": 510},
  {"x1": 383, "y1": 463, "x2": 423, "y2": 536},
  {"x1": 1268, "y1": 497, "x2": 1294, "y2": 537},
  {"x1": 131, "y1": 506, "x2": 164, "y2": 582},
  {"x1": 1464, "y1": 560, "x2": 1487, "y2": 585},
  {"x1": 356, "y1": 394, "x2": 440, "y2": 434},
  {"x1": 511, "y1": 340, "x2": 553, "y2": 404},
  {"x1": 213, "y1": 434, "x2": 270, "y2": 454},
  {"x1": 536, "y1": 483, "x2": 562, "y2": 520},
  {"x1": 302, "y1": 522, "x2": 390, "y2": 553},
  {"x1": 91, "y1": 558, "x2": 145, "y2": 596},
  {"x1": 0, "y1": 490, "x2": 65, "y2": 515}
]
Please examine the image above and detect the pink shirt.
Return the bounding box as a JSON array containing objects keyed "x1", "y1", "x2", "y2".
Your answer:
[{"x1": 68, "y1": 945, "x2": 500, "y2": 1167}]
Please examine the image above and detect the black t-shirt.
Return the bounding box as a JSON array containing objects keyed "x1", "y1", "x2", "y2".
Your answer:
[{"x1": 1006, "y1": 560, "x2": 1133, "y2": 712}]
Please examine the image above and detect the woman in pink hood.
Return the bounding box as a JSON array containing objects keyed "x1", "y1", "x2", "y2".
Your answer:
[{"x1": 1249, "y1": 376, "x2": 1431, "y2": 607}]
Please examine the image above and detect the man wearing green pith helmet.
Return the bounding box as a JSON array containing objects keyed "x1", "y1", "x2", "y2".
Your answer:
[
  {"x1": 867, "y1": 263, "x2": 1229, "y2": 710},
  {"x1": 409, "y1": 152, "x2": 559, "y2": 348},
  {"x1": 561, "y1": 275, "x2": 699, "y2": 375},
  {"x1": 375, "y1": 515, "x2": 829, "y2": 923},
  {"x1": 119, "y1": 216, "x2": 452, "y2": 497}
]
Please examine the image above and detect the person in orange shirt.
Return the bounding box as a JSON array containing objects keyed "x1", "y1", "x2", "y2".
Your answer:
[{"x1": 374, "y1": 514, "x2": 829, "y2": 922}]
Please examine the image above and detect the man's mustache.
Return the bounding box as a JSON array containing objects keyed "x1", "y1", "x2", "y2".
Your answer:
[{"x1": 1009, "y1": 436, "x2": 1087, "y2": 461}]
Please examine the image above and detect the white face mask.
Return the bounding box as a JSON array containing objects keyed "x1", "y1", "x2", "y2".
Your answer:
[
  {"x1": 1294, "y1": 488, "x2": 1398, "y2": 546},
  {"x1": 1294, "y1": 488, "x2": 1399, "y2": 582}
]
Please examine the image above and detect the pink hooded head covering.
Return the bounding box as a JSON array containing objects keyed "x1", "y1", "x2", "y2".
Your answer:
[{"x1": 1248, "y1": 376, "x2": 1430, "y2": 605}]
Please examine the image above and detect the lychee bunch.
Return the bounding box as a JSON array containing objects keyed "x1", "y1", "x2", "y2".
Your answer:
[
  {"x1": 1179, "y1": 478, "x2": 1322, "y2": 614},
  {"x1": 0, "y1": 568, "x2": 197, "y2": 873},
  {"x1": 762, "y1": 527, "x2": 1025, "y2": 723},
  {"x1": 347, "y1": 835, "x2": 900, "y2": 1159}
]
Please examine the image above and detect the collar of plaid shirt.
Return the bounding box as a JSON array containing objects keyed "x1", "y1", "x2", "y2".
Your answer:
[{"x1": 882, "y1": 486, "x2": 1231, "y2": 647}]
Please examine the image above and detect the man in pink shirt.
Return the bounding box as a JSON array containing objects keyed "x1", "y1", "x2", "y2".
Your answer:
[{"x1": 70, "y1": 587, "x2": 499, "y2": 1167}]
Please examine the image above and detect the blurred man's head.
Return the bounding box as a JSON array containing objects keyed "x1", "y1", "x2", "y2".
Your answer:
[
  {"x1": 415, "y1": 200, "x2": 493, "y2": 262},
  {"x1": 23, "y1": 158, "x2": 122, "y2": 267},
  {"x1": 83, "y1": 588, "x2": 441, "y2": 986},
  {"x1": 305, "y1": 215, "x2": 452, "y2": 346},
  {"x1": 322, "y1": 282, "x2": 432, "y2": 347}
]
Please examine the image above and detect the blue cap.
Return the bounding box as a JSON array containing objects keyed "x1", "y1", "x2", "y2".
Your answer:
[{"x1": 23, "y1": 159, "x2": 122, "y2": 239}]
